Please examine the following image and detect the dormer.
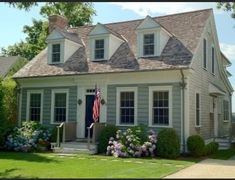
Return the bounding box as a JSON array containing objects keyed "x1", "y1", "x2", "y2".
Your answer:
[
  {"x1": 135, "y1": 16, "x2": 172, "y2": 58},
  {"x1": 88, "y1": 23, "x2": 124, "y2": 61},
  {"x1": 46, "y1": 15, "x2": 81, "y2": 65}
]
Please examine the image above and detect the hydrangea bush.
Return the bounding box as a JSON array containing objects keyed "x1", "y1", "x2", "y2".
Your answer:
[
  {"x1": 5, "y1": 121, "x2": 51, "y2": 152},
  {"x1": 106, "y1": 128, "x2": 157, "y2": 158}
]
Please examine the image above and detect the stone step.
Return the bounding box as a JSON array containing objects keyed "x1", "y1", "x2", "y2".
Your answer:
[
  {"x1": 53, "y1": 147, "x2": 97, "y2": 154},
  {"x1": 60, "y1": 142, "x2": 96, "y2": 149}
]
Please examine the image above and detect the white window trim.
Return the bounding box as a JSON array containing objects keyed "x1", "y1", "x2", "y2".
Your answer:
[
  {"x1": 195, "y1": 91, "x2": 201, "y2": 128},
  {"x1": 48, "y1": 40, "x2": 64, "y2": 64},
  {"x1": 148, "y1": 86, "x2": 172, "y2": 128},
  {"x1": 26, "y1": 90, "x2": 44, "y2": 124},
  {"x1": 116, "y1": 87, "x2": 138, "y2": 126},
  {"x1": 50, "y1": 89, "x2": 69, "y2": 124},
  {"x1": 203, "y1": 38, "x2": 207, "y2": 71},
  {"x1": 89, "y1": 35, "x2": 109, "y2": 61}
]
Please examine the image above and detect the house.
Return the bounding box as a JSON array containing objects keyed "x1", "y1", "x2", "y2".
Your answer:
[
  {"x1": 13, "y1": 9, "x2": 233, "y2": 151},
  {"x1": 0, "y1": 56, "x2": 26, "y2": 79}
]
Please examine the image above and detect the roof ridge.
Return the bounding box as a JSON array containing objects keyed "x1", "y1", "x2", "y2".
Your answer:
[{"x1": 75, "y1": 8, "x2": 212, "y2": 29}]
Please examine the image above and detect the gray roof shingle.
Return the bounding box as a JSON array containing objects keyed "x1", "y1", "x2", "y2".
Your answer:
[
  {"x1": 13, "y1": 9, "x2": 212, "y2": 79},
  {"x1": 0, "y1": 56, "x2": 20, "y2": 78}
]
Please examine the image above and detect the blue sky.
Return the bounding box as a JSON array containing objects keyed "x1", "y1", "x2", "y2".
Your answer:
[{"x1": 0, "y1": 2, "x2": 235, "y2": 111}]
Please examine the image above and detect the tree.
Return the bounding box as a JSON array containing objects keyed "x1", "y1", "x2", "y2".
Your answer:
[
  {"x1": 2, "y1": 2, "x2": 96, "y2": 60},
  {"x1": 217, "y1": 2, "x2": 235, "y2": 19}
]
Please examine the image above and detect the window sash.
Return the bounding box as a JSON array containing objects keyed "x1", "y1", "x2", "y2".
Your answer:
[
  {"x1": 95, "y1": 39, "x2": 104, "y2": 59},
  {"x1": 212, "y1": 47, "x2": 215, "y2": 74},
  {"x1": 52, "y1": 44, "x2": 60, "y2": 62},
  {"x1": 143, "y1": 34, "x2": 154, "y2": 56},
  {"x1": 119, "y1": 91, "x2": 135, "y2": 124},
  {"x1": 196, "y1": 93, "x2": 200, "y2": 126},
  {"x1": 29, "y1": 93, "x2": 41, "y2": 121},
  {"x1": 203, "y1": 39, "x2": 207, "y2": 69},
  {"x1": 152, "y1": 91, "x2": 169, "y2": 125},
  {"x1": 54, "y1": 93, "x2": 67, "y2": 122}
]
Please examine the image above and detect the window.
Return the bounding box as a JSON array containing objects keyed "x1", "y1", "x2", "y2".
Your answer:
[
  {"x1": 95, "y1": 39, "x2": 104, "y2": 59},
  {"x1": 51, "y1": 89, "x2": 68, "y2": 123},
  {"x1": 116, "y1": 87, "x2": 137, "y2": 126},
  {"x1": 223, "y1": 100, "x2": 229, "y2": 121},
  {"x1": 203, "y1": 39, "x2": 207, "y2": 69},
  {"x1": 211, "y1": 46, "x2": 215, "y2": 74},
  {"x1": 52, "y1": 44, "x2": 60, "y2": 63},
  {"x1": 196, "y1": 93, "x2": 200, "y2": 126},
  {"x1": 143, "y1": 33, "x2": 154, "y2": 56},
  {"x1": 27, "y1": 90, "x2": 43, "y2": 123},
  {"x1": 152, "y1": 91, "x2": 169, "y2": 125},
  {"x1": 149, "y1": 86, "x2": 172, "y2": 127}
]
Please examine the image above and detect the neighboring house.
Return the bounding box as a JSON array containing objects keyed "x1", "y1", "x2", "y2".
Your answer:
[
  {"x1": 0, "y1": 56, "x2": 25, "y2": 79},
  {"x1": 13, "y1": 9, "x2": 233, "y2": 151}
]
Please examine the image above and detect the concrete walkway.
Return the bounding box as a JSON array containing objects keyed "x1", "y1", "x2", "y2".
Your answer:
[{"x1": 165, "y1": 157, "x2": 235, "y2": 178}]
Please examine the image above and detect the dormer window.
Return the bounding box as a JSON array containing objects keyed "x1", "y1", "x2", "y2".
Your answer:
[
  {"x1": 52, "y1": 44, "x2": 61, "y2": 63},
  {"x1": 95, "y1": 39, "x2": 104, "y2": 60},
  {"x1": 143, "y1": 33, "x2": 154, "y2": 56}
]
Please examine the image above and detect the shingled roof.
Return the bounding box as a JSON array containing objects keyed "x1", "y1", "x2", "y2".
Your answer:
[
  {"x1": 14, "y1": 9, "x2": 212, "y2": 79},
  {"x1": 0, "y1": 56, "x2": 20, "y2": 78}
]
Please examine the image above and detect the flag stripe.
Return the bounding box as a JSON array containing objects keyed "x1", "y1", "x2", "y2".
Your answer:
[{"x1": 93, "y1": 85, "x2": 101, "y2": 122}]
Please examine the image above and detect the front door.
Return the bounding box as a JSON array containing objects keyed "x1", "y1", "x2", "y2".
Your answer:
[{"x1": 85, "y1": 95, "x2": 95, "y2": 138}]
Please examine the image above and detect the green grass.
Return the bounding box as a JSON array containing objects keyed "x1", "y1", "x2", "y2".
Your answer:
[
  {"x1": 209, "y1": 147, "x2": 235, "y2": 160},
  {"x1": 0, "y1": 152, "x2": 196, "y2": 178}
]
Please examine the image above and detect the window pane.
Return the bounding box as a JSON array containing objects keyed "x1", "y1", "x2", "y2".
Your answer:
[
  {"x1": 95, "y1": 39, "x2": 104, "y2": 48},
  {"x1": 143, "y1": 34, "x2": 154, "y2": 56},
  {"x1": 55, "y1": 93, "x2": 66, "y2": 107},
  {"x1": 120, "y1": 91, "x2": 135, "y2": 124},
  {"x1": 52, "y1": 44, "x2": 60, "y2": 53},
  {"x1": 144, "y1": 34, "x2": 154, "y2": 44},
  {"x1": 223, "y1": 100, "x2": 229, "y2": 120},
  {"x1": 95, "y1": 49, "x2": 104, "y2": 59},
  {"x1": 30, "y1": 93, "x2": 41, "y2": 121}
]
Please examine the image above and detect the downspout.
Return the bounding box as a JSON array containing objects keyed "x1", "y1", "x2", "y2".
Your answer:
[{"x1": 180, "y1": 69, "x2": 186, "y2": 154}]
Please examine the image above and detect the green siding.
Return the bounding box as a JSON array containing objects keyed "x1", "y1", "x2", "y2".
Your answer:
[
  {"x1": 107, "y1": 83, "x2": 182, "y2": 137},
  {"x1": 21, "y1": 86, "x2": 77, "y2": 125}
]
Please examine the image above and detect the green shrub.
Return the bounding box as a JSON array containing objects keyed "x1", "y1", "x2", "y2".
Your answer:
[
  {"x1": 156, "y1": 128, "x2": 180, "y2": 159},
  {"x1": 98, "y1": 124, "x2": 118, "y2": 153},
  {"x1": 130, "y1": 124, "x2": 148, "y2": 144},
  {"x1": 205, "y1": 142, "x2": 219, "y2": 155},
  {"x1": 187, "y1": 135, "x2": 205, "y2": 157}
]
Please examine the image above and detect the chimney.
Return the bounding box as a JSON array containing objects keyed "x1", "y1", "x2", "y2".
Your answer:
[{"x1": 48, "y1": 15, "x2": 68, "y2": 33}]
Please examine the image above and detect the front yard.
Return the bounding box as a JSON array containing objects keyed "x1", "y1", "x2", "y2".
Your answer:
[{"x1": 0, "y1": 152, "x2": 197, "y2": 178}]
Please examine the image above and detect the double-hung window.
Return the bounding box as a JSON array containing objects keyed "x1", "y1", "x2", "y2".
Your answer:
[
  {"x1": 116, "y1": 87, "x2": 137, "y2": 126},
  {"x1": 223, "y1": 100, "x2": 229, "y2": 121},
  {"x1": 149, "y1": 86, "x2": 172, "y2": 127},
  {"x1": 211, "y1": 46, "x2": 215, "y2": 74},
  {"x1": 51, "y1": 89, "x2": 68, "y2": 123},
  {"x1": 95, "y1": 39, "x2": 104, "y2": 59},
  {"x1": 196, "y1": 93, "x2": 200, "y2": 127},
  {"x1": 143, "y1": 33, "x2": 154, "y2": 56},
  {"x1": 203, "y1": 39, "x2": 207, "y2": 69},
  {"x1": 52, "y1": 44, "x2": 60, "y2": 63},
  {"x1": 27, "y1": 90, "x2": 43, "y2": 122}
]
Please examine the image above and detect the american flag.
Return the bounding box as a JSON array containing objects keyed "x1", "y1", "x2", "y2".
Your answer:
[{"x1": 92, "y1": 85, "x2": 101, "y2": 122}]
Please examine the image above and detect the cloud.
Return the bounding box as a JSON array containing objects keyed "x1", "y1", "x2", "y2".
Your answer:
[
  {"x1": 110, "y1": 2, "x2": 222, "y2": 17},
  {"x1": 220, "y1": 43, "x2": 235, "y2": 61}
]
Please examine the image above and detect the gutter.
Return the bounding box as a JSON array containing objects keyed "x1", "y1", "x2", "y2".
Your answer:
[{"x1": 180, "y1": 69, "x2": 186, "y2": 154}]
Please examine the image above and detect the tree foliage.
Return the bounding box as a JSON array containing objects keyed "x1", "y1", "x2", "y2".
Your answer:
[
  {"x1": 2, "y1": 2, "x2": 96, "y2": 60},
  {"x1": 217, "y1": 2, "x2": 235, "y2": 19}
]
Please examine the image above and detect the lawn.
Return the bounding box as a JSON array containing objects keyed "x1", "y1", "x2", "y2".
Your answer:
[{"x1": 0, "y1": 152, "x2": 197, "y2": 178}]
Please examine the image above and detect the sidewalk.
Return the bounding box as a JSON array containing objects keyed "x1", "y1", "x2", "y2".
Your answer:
[{"x1": 164, "y1": 157, "x2": 235, "y2": 178}]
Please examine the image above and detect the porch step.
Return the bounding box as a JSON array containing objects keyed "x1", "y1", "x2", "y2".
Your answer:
[
  {"x1": 51, "y1": 142, "x2": 97, "y2": 154},
  {"x1": 214, "y1": 137, "x2": 231, "y2": 150}
]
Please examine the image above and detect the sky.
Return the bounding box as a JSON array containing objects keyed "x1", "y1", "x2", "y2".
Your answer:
[{"x1": 0, "y1": 2, "x2": 235, "y2": 111}]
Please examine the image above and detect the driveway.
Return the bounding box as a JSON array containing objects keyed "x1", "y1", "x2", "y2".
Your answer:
[{"x1": 164, "y1": 157, "x2": 235, "y2": 178}]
